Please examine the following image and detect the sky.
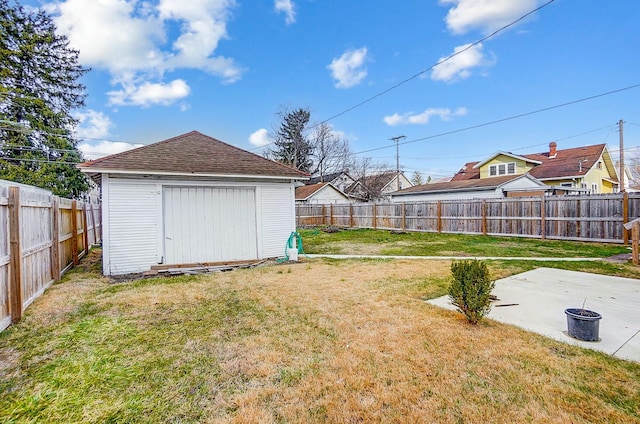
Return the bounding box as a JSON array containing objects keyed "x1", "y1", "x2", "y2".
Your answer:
[{"x1": 19, "y1": 0, "x2": 640, "y2": 180}]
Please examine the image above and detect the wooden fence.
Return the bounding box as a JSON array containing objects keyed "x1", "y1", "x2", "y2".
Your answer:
[
  {"x1": 0, "y1": 182, "x2": 101, "y2": 332},
  {"x1": 296, "y1": 193, "x2": 640, "y2": 244}
]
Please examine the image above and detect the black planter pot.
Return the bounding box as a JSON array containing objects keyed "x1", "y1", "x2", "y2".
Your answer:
[{"x1": 565, "y1": 308, "x2": 602, "y2": 341}]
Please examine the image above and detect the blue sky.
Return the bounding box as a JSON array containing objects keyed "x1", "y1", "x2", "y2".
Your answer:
[{"x1": 21, "y1": 0, "x2": 640, "y2": 180}]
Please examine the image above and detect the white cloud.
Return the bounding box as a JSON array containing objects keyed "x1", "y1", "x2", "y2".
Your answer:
[
  {"x1": 327, "y1": 47, "x2": 369, "y2": 89},
  {"x1": 79, "y1": 140, "x2": 144, "y2": 160},
  {"x1": 48, "y1": 0, "x2": 243, "y2": 106},
  {"x1": 431, "y1": 43, "x2": 487, "y2": 82},
  {"x1": 383, "y1": 107, "x2": 467, "y2": 126},
  {"x1": 74, "y1": 110, "x2": 113, "y2": 139},
  {"x1": 274, "y1": 0, "x2": 296, "y2": 24},
  {"x1": 108, "y1": 79, "x2": 191, "y2": 107},
  {"x1": 440, "y1": 0, "x2": 540, "y2": 35},
  {"x1": 249, "y1": 128, "x2": 271, "y2": 147}
]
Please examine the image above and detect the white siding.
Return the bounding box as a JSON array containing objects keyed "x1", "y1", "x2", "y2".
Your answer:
[
  {"x1": 104, "y1": 180, "x2": 160, "y2": 275},
  {"x1": 260, "y1": 184, "x2": 295, "y2": 258},
  {"x1": 163, "y1": 187, "x2": 257, "y2": 264},
  {"x1": 299, "y1": 185, "x2": 351, "y2": 204},
  {"x1": 101, "y1": 177, "x2": 297, "y2": 275}
]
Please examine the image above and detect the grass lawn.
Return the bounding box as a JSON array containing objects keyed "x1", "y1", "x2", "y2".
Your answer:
[
  {"x1": 1, "y1": 249, "x2": 639, "y2": 423},
  {"x1": 298, "y1": 227, "x2": 640, "y2": 279}
]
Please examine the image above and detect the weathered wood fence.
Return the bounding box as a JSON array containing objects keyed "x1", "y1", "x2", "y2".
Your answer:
[
  {"x1": 297, "y1": 193, "x2": 640, "y2": 244},
  {"x1": 0, "y1": 181, "x2": 101, "y2": 332}
]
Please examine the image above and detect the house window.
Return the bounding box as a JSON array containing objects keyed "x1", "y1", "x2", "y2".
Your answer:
[
  {"x1": 596, "y1": 161, "x2": 602, "y2": 169},
  {"x1": 580, "y1": 183, "x2": 587, "y2": 189},
  {"x1": 592, "y1": 184, "x2": 598, "y2": 193},
  {"x1": 489, "y1": 162, "x2": 516, "y2": 177},
  {"x1": 561, "y1": 183, "x2": 573, "y2": 187}
]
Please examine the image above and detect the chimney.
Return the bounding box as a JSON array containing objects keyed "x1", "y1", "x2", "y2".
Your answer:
[{"x1": 549, "y1": 141, "x2": 557, "y2": 158}]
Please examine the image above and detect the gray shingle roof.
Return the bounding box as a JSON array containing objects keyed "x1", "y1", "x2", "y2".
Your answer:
[{"x1": 79, "y1": 131, "x2": 309, "y2": 178}]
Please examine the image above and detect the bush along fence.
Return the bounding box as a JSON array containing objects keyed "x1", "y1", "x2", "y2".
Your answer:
[
  {"x1": 0, "y1": 181, "x2": 101, "y2": 332},
  {"x1": 296, "y1": 193, "x2": 640, "y2": 244}
]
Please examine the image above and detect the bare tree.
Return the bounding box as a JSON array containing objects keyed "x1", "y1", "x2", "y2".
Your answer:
[{"x1": 310, "y1": 122, "x2": 353, "y2": 181}]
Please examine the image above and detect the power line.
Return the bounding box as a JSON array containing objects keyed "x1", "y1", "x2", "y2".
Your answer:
[
  {"x1": 1, "y1": 157, "x2": 83, "y2": 165},
  {"x1": 314, "y1": 0, "x2": 556, "y2": 128},
  {"x1": 249, "y1": 0, "x2": 557, "y2": 152},
  {"x1": 352, "y1": 83, "x2": 640, "y2": 155}
]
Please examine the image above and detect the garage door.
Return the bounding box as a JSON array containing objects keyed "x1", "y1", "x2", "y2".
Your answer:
[{"x1": 163, "y1": 187, "x2": 257, "y2": 265}]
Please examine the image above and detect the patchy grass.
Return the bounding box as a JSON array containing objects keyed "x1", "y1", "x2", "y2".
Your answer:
[
  {"x1": 1, "y1": 250, "x2": 639, "y2": 423},
  {"x1": 298, "y1": 227, "x2": 630, "y2": 258}
]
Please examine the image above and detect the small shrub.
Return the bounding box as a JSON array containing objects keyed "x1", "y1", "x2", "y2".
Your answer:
[{"x1": 448, "y1": 260, "x2": 495, "y2": 324}]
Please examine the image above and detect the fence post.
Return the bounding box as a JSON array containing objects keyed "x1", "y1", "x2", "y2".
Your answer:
[
  {"x1": 540, "y1": 196, "x2": 546, "y2": 240},
  {"x1": 329, "y1": 204, "x2": 334, "y2": 226},
  {"x1": 576, "y1": 197, "x2": 581, "y2": 238},
  {"x1": 402, "y1": 203, "x2": 406, "y2": 231},
  {"x1": 71, "y1": 200, "x2": 79, "y2": 266},
  {"x1": 373, "y1": 204, "x2": 377, "y2": 229},
  {"x1": 322, "y1": 204, "x2": 326, "y2": 225},
  {"x1": 51, "y1": 196, "x2": 60, "y2": 281},
  {"x1": 82, "y1": 202, "x2": 89, "y2": 255},
  {"x1": 349, "y1": 204, "x2": 354, "y2": 228},
  {"x1": 437, "y1": 201, "x2": 442, "y2": 233},
  {"x1": 481, "y1": 200, "x2": 487, "y2": 235},
  {"x1": 632, "y1": 223, "x2": 639, "y2": 266},
  {"x1": 8, "y1": 187, "x2": 22, "y2": 323},
  {"x1": 90, "y1": 202, "x2": 98, "y2": 242},
  {"x1": 623, "y1": 192, "x2": 629, "y2": 244}
]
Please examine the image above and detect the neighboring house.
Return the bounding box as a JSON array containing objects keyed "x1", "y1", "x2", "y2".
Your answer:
[
  {"x1": 295, "y1": 182, "x2": 352, "y2": 204},
  {"x1": 350, "y1": 171, "x2": 413, "y2": 202},
  {"x1": 452, "y1": 142, "x2": 619, "y2": 194},
  {"x1": 391, "y1": 174, "x2": 548, "y2": 202},
  {"x1": 307, "y1": 171, "x2": 357, "y2": 193},
  {"x1": 79, "y1": 131, "x2": 308, "y2": 276},
  {"x1": 393, "y1": 142, "x2": 619, "y2": 202}
]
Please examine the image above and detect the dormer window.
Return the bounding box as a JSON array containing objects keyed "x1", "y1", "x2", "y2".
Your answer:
[{"x1": 489, "y1": 162, "x2": 516, "y2": 177}]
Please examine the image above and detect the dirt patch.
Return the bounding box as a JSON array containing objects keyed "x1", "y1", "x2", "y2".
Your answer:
[{"x1": 603, "y1": 253, "x2": 632, "y2": 263}]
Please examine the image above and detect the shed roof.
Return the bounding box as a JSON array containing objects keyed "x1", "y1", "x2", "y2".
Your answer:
[{"x1": 79, "y1": 131, "x2": 309, "y2": 179}]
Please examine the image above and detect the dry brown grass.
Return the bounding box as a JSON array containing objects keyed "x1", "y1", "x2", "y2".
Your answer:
[{"x1": 1, "y1": 252, "x2": 639, "y2": 423}]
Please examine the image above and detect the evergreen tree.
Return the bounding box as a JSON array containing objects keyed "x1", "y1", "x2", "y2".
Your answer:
[
  {"x1": 269, "y1": 107, "x2": 313, "y2": 173},
  {"x1": 0, "y1": 0, "x2": 90, "y2": 198}
]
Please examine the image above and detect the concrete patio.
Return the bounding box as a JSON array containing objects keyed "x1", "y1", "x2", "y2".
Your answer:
[{"x1": 428, "y1": 267, "x2": 640, "y2": 362}]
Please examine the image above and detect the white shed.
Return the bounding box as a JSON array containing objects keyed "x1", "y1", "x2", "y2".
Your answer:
[{"x1": 79, "y1": 131, "x2": 308, "y2": 275}]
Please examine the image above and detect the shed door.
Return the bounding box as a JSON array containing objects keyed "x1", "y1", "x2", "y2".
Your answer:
[{"x1": 163, "y1": 187, "x2": 257, "y2": 265}]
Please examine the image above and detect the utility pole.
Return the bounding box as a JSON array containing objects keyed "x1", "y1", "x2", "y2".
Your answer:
[
  {"x1": 619, "y1": 119, "x2": 625, "y2": 193},
  {"x1": 389, "y1": 135, "x2": 406, "y2": 190}
]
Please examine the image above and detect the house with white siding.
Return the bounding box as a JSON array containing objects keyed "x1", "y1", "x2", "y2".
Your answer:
[
  {"x1": 79, "y1": 131, "x2": 308, "y2": 275},
  {"x1": 295, "y1": 182, "x2": 351, "y2": 204}
]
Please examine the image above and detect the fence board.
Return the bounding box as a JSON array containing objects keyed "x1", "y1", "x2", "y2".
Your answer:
[
  {"x1": 296, "y1": 193, "x2": 640, "y2": 243},
  {"x1": 0, "y1": 180, "x2": 101, "y2": 331}
]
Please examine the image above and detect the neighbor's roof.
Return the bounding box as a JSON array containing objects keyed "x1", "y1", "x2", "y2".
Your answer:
[
  {"x1": 450, "y1": 144, "x2": 615, "y2": 182},
  {"x1": 525, "y1": 144, "x2": 611, "y2": 180},
  {"x1": 296, "y1": 182, "x2": 327, "y2": 200},
  {"x1": 78, "y1": 131, "x2": 309, "y2": 179},
  {"x1": 393, "y1": 175, "x2": 534, "y2": 195},
  {"x1": 450, "y1": 162, "x2": 480, "y2": 181}
]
